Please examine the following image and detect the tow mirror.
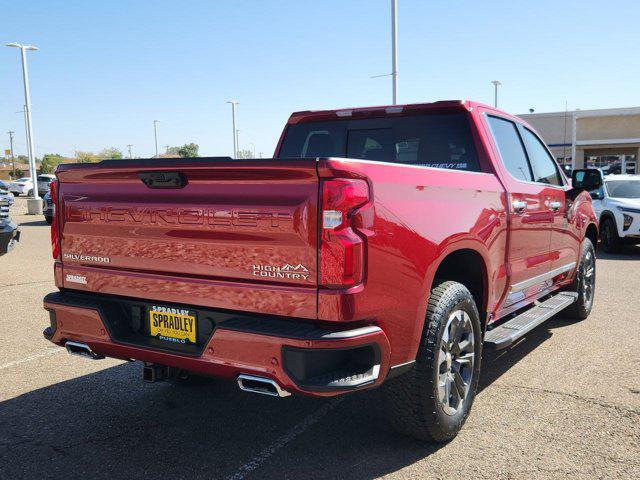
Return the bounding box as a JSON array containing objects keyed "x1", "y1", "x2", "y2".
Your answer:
[{"x1": 572, "y1": 169, "x2": 602, "y2": 191}]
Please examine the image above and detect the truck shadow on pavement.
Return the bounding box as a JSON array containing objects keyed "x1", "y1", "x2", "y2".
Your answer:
[
  {"x1": 0, "y1": 322, "x2": 563, "y2": 480},
  {"x1": 596, "y1": 246, "x2": 640, "y2": 260}
]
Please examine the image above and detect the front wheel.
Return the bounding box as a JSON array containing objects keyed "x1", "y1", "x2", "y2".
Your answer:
[
  {"x1": 565, "y1": 238, "x2": 596, "y2": 320},
  {"x1": 600, "y1": 217, "x2": 622, "y2": 253},
  {"x1": 383, "y1": 281, "x2": 482, "y2": 442}
]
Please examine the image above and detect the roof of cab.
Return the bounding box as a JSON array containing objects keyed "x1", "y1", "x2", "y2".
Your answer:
[{"x1": 287, "y1": 100, "x2": 504, "y2": 124}]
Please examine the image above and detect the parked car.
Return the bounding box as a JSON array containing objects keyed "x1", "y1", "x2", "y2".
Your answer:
[
  {"x1": 590, "y1": 174, "x2": 640, "y2": 252},
  {"x1": 42, "y1": 100, "x2": 601, "y2": 442},
  {"x1": 42, "y1": 190, "x2": 54, "y2": 224},
  {"x1": 0, "y1": 193, "x2": 19, "y2": 255},
  {"x1": 37, "y1": 174, "x2": 56, "y2": 196},
  {"x1": 9, "y1": 177, "x2": 34, "y2": 196},
  {"x1": 0, "y1": 183, "x2": 14, "y2": 206}
]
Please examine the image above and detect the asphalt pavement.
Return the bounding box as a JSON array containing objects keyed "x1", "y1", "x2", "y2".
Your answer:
[{"x1": 1, "y1": 197, "x2": 638, "y2": 479}]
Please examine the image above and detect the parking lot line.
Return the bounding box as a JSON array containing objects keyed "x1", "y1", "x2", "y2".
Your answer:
[
  {"x1": 227, "y1": 397, "x2": 344, "y2": 480},
  {"x1": 0, "y1": 348, "x2": 62, "y2": 371}
]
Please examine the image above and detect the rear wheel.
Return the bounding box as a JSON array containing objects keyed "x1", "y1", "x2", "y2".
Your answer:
[
  {"x1": 600, "y1": 217, "x2": 622, "y2": 253},
  {"x1": 383, "y1": 281, "x2": 482, "y2": 442},
  {"x1": 565, "y1": 238, "x2": 596, "y2": 320},
  {"x1": 27, "y1": 189, "x2": 33, "y2": 197}
]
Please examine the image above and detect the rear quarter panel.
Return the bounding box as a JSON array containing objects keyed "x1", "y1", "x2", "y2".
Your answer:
[{"x1": 318, "y1": 158, "x2": 508, "y2": 365}]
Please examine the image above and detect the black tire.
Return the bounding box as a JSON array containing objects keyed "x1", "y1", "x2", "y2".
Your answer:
[
  {"x1": 600, "y1": 217, "x2": 622, "y2": 253},
  {"x1": 565, "y1": 238, "x2": 596, "y2": 320},
  {"x1": 383, "y1": 281, "x2": 482, "y2": 442},
  {"x1": 27, "y1": 189, "x2": 33, "y2": 197},
  {"x1": 44, "y1": 216, "x2": 53, "y2": 225}
]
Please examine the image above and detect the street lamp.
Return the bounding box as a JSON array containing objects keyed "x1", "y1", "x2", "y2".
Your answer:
[
  {"x1": 153, "y1": 120, "x2": 160, "y2": 157},
  {"x1": 226, "y1": 101, "x2": 239, "y2": 158},
  {"x1": 491, "y1": 80, "x2": 501, "y2": 108},
  {"x1": 6, "y1": 42, "x2": 41, "y2": 212}
]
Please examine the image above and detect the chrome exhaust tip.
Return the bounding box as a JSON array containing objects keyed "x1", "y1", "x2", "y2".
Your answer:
[
  {"x1": 237, "y1": 374, "x2": 291, "y2": 397},
  {"x1": 65, "y1": 341, "x2": 104, "y2": 360}
]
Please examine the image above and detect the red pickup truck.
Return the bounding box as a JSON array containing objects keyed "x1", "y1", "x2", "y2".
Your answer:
[{"x1": 43, "y1": 100, "x2": 602, "y2": 441}]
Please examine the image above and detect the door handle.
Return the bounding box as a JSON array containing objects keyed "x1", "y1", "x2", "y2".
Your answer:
[
  {"x1": 512, "y1": 200, "x2": 527, "y2": 214},
  {"x1": 549, "y1": 201, "x2": 562, "y2": 211}
]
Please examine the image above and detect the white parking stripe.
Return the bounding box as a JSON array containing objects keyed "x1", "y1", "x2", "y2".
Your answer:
[
  {"x1": 227, "y1": 397, "x2": 344, "y2": 480},
  {"x1": 0, "y1": 349, "x2": 62, "y2": 371}
]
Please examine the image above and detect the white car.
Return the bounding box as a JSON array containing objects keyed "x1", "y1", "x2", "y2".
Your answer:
[
  {"x1": 37, "y1": 174, "x2": 56, "y2": 195},
  {"x1": 591, "y1": 174, "x2": 640, "y2": 252},
  {"x1": 9, "y1": 177, "x2": 34, "y2": 196}
]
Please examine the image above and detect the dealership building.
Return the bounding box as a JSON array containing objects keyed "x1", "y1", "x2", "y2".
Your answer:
[{"x1": 518, "y1": 106, "x2": 640, "y2": 175}]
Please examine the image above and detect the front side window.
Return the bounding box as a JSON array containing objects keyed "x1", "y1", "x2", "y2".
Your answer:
[
  {"x1": 486, "y1": 116, "x2": 532, "y2": 182},
  {"x1": 278, "y1": 113, "x2": 481, "y2": 172},
  {"x1": 521, "y1": 128, "x2": 562, "y2": 186}
]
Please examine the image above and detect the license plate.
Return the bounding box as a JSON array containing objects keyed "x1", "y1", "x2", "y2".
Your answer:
[{"x1": 149, "y1": 305, "x2": 197, "y2": 345}]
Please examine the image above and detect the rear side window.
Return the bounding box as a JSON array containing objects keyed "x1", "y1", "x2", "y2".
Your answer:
[
  {"x1": 278, "y1": 113, "x2": 481, "y2": 172},
  {"x1": 521, "y1": 128, "x2": 562, "y2": 186},
  {"x1": 487, "y1": 116, "x2": 532, "y2": 182}
]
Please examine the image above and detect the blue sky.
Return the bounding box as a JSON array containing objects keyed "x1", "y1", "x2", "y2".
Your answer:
[{"x1": 1, "y1": 0, "x2": 639, "y2": 159}]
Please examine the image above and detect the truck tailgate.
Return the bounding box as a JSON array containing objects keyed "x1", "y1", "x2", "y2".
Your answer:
[{"x1": 56, "y1": 158, "x2": 319, "y2": 317}]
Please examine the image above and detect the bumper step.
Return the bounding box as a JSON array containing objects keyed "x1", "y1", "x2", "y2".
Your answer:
[{"x1": 485, "y1": 291, "x2": 578, "y2": 350}]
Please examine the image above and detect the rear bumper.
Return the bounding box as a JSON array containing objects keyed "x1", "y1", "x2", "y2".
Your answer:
[
  {"x1": 0, "y1": 222, "x2": 19, "y2": 255},
  {"x1": 43, "y1": 290, "x2": 392, "y2": 396}
]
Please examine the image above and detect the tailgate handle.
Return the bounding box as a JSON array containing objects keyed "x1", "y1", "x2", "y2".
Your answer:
[{"x1": 138, "y1": 171, "x2": 187, "y2": 189}]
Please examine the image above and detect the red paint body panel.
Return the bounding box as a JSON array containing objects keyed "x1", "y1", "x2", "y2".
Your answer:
[{"x1": 44, "y1": 100, "x2": 598, "y2": 396}]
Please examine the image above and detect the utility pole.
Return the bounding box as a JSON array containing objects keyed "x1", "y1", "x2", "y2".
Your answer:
[
  {"x1": 6, "y1": 42, "x2": 40, "y2": 208},
  {"x1": 226, "y1": 101, "x2": 239, "y2": 158},
  {"x1": 127, "y1": 144, "x2": 133, "y2": 159},
  {"x1": 491, "y1": 80, "x2": 501, "y2": 108},
  {"x1": 164, "y1": 145, "x2": 170, "y2": 154},
  {"x1": 391, "y1": 0, "x2": 398, "y2": 104},
  {"x1": 153, "y1": 120, "x2": 160, "y2": 157},
  {"x1": 7, "y1": 131, "x2": 15, "y2": 178}
]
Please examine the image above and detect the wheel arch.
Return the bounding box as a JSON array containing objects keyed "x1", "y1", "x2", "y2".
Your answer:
[
  {"x1": 585, "y1": 222, "x2": 598, "y2": 247},
  {"x1": 428, "y1": 247, "x2": 490, "y2": 325}
]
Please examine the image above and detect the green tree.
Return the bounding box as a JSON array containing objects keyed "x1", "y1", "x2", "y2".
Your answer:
[
  {"x1": 75, "y1": 151, "x2": 98, "y2": 163},
  {"x1": 12, "y1": 168, "x2": 24, "y2": 179},
  {"x1": 165, "y1": 146, "x2": 180, "y2": 156},
  {"x1": 98, "y1": 147, "x2": 123, "y2": 160},
  {"x1": 40, "y1": 153, "x2": 65, "y2": 174},
  {"x1": 178, "y1": 143, "x2": 199, "y2": 158}
]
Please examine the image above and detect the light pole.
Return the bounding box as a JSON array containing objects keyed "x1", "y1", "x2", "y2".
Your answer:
[
  {"x1": 153, "y1": 120, "x2": 160, "y2": 157},
  {"x1": 491, "y1": 80, "x2": 501, "y2": 108},
  {"x1": 226, "y1": 101, "x2": 239, "y2": 158},
  {"x1": 127, "y1": 144, "x2": 133, "y2": 159},
  {"x1": 7, "y1": 131, "x2": 15, "y2": 178},
  {"x1": 6, "y1": 42, "x2": 40, "y2": 210},
  {"x1": 391, "y1": 0, "x2": 398, "y2": 104}
]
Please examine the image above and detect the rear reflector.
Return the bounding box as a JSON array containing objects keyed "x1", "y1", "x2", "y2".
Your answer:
[
  {"x1": 320, "y1": 179, "x2": 369, "y2": 288},
  {"x1": 50, "y1": 180, "x2": 60, "y2": 260}
]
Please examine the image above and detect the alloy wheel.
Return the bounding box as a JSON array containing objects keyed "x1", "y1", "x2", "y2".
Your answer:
[
  {"x1": 582, "y1": 248, "x2": 595, "y2": 307},
  {"x1": 437, "y1": 310, "x2": 475, "y2": 416}
]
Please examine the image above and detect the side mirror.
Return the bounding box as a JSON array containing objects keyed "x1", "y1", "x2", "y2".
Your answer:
[
  {"x1": 572, "y1": 169, "x2": 602, "y2": 190},
  {"x1": 589, "y1": 191, "x2": 603, "y2": 200}
]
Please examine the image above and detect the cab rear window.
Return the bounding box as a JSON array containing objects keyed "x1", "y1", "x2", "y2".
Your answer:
[{"x1": 277, "y1": 113, "x2": 480, "y2": 172}]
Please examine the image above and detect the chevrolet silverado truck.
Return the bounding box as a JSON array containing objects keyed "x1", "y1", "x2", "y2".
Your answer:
[{"x1": 43, "y1": 100, "x2": 602, "y2": 442}]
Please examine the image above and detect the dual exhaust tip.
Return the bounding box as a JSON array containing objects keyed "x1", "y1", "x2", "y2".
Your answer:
[
  {"x1": 65, "y1": 342, "x2": 290, "y2": 398},
  {"x1": 65, "y1": 341, "x2": 104, "y2": 360},
  {"x1": 237, "y1": 374, "x2": 291, "y2": 397}
]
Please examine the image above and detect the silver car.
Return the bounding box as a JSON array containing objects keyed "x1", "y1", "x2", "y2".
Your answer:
[
  {"x1": 43, "y1": 190, "x2": 55, "y2": 224},
  {"x1": 37, "y1": 174, "x2": 56, "y2": 196}
]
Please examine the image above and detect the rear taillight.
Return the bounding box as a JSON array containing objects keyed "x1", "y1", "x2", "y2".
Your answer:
[
  {"x1": 50, "y1": 180, "x2": 60, "y2": 259},
  {"x1": 320, "y1": 178, "x2": 369, "y2": 288}
]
